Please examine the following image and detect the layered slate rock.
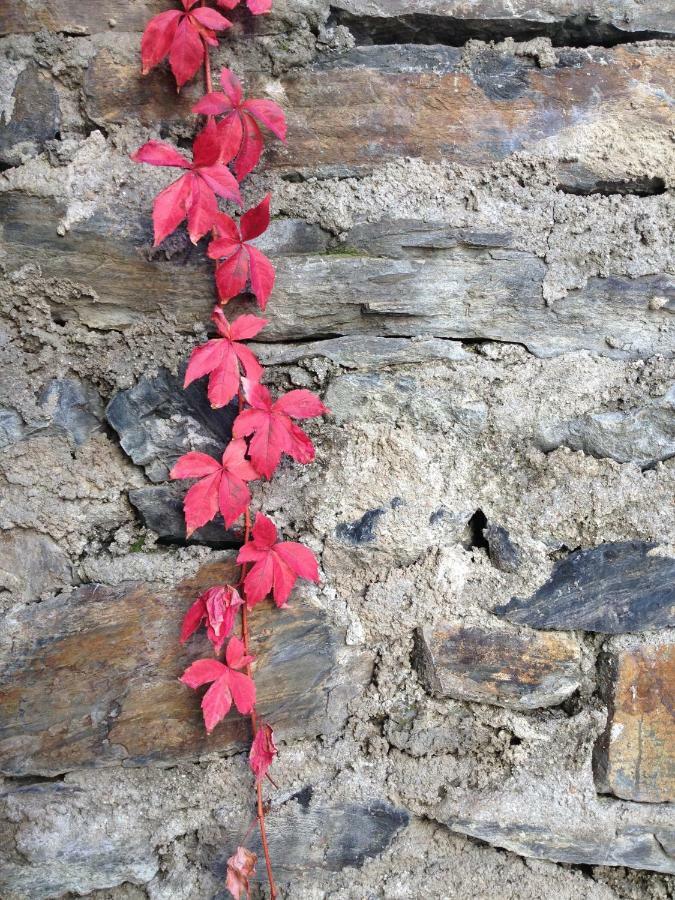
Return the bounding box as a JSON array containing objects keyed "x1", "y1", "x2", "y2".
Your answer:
[
  {"x1": 3, "y1": 193, "x2": 673, "y2": 359},
  {"x1": 331, "y1": 0, "x2": 675, "y2": 43},
  {"x1": 594, "y1": 645, "x2": 675, "y2": 803},
  {"x1": 0, "y1": 529, "x2": 72, "y2": 600},
  {"x1": 414, "y1": 623, "x2": 581, "y2": 709},
  {"x1": 0, "y1": 561, "x2": 349, "y2": 776},
  {"x1": 209, "y1": 799, "x2": 409, "y2": 883},
  {"x1": 106, "y1": 368, "x2": 237, "y2": 483},
  {"x1": 81, "y1": 42, "x2": 675, "y2": 188},
  {"x1": 495, "y1": 542, "x2": 675, "y2": 633}
]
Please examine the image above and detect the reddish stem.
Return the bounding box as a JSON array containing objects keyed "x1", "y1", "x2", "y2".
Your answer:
[{"x1": 200, "y1": 22, "x2": 276, "y2": 900}]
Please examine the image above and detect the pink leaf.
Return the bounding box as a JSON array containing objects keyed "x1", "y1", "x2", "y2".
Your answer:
[
  {"x1": 190, "y1": 7, "x2": 232, "y2": 30},
  {"x1": 131, "y1": 140, "x2": 190, "y2": 168},
  {"x1": 140, "y1": 10, "x2": 182, "y2": 74},
  {"x1": 246, "y1": 245, "x2": 275, "y2": 310},
  {"x1": 239, "y1": 195, "x2": 271, "y2": 242},
  {"x1": 169, "y1": 16, "x2": 205, "y2": 88},
  {"x1": 243, "y1": 99, "x2": 286, "y2": 140},
  {"x1": 180, "y1": 657, "x2": 228, "y2": 688},
  {"x1": 170, "y1": 452, "x2": 221, "y2": 479},
  {"x1": 151, "y1": 174, "x2": 192, "y2": 246},
  {"x1": 201, "y1": 674, "x2": 233, "y2": 731},
  {"x1": 249, "y1": 723, "x2": 277, "y2": 781}
]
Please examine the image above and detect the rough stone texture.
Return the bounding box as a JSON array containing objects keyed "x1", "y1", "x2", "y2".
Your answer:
[
  {"x1": 414, "y1": 623, "x2": 582, "y2": 709},
  {"x1": 0, "y1": 0, "x2": 674, "y2": 897},
  {"x1": 0, "y1": 559, "x2": 359, "y2": 776},
  {"x1": 496, "y1": 541, "x2": 675, "y2": 633},
  {"x1": 594, "y1": 644, "x2": 675, "y2": 804}
]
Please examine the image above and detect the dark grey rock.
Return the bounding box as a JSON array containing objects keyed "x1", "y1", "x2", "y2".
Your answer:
[
  {"x1": 484, "y1": 524, "x2": 521, "y2": 573},
  {"x1": 106, "y1": 368, "x2": 236, "y2": 483},
  {"x1": 336, "y1": 508, "x2": 387, "y2": 544},
  {"x1": 128, "y1": 484, "x2": 240, "y2": 547},
  {"x1": 209, "y1": 800, "x2": 409, "y2": 883},
  {"x1": 0, "y1": 408, "x2": 25, "y2": 449},
  {"x1": 37, "y1": 377, "x2": 104, "y2": 446},
  {"x1": 0, "y1": 64, "x2": 60, "y2": 166},
  {"x1": 495, "y1": 541, "x2": 675, "y2": 633}
]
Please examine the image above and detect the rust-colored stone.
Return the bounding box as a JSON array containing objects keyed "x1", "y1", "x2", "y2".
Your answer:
[
  {"x1": 414, "y1": 623, "x2": 581, "y2": 709},
  {"x1": 594, "y1": 644, "x2": 675, "y2": 803},
  {"x1": 80, "y1": 43, "x2": 675, "y2": 185},
  {"x1": 0, "y1": 561, "x2": 343, "y2": 776}
]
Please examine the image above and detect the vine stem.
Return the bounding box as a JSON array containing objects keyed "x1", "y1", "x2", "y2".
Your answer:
[{"x1": 200, "y1": 26, "x2": 276, "y2": 899}]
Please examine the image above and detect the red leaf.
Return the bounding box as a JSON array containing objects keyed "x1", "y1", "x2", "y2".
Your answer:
[
  {"x1": 219, "y1": 67, "x2": 244, "y2": 105},
  {"x1": 140, "y1": 2, "x2": 231, "y2": 89},
  {"x1": 131, "y1": 140, "x2": 190, "y2": 168},
  {"x1": 151, "y1": 174, "x2": 192, "y2": 247},
  {"x1": 171, "y1": 440, "x2": 259, "y2": 533},
  {"x1": 201, "y1": 675, "x2": 233, "y2": 731},
  {"x1": 247, "y1": 0, "x2": 273, "y2": 13},
  {"x1": 185, "y1": 174, "x2": 220, "y2": 243},
  {"x1": 232, "y1": 383, "x2": 325, "y2": 478},
  {"x1": 239, "y1": 195, "x2": 270, "y2": 241},
  {"x1": 180, "y1": 657, "x2": 228, "y2": 688},
  {"x1": 169, "y1": 16, "x2": 205, "y2": 88},
  {"x1": 190, "y1": 7, "x2": 232, "y2": 30},
  {"x1": 208, "y1": 202, "x2": 274, "y2": 308},
  {"x1": 234, "y1": 113, "x2": 263, "y2": 181},
  {"x1": 246, "y1": 245, "x2": 275, "y2": 310},
  {"x1": 181, "y1": 639, "x2": 255, "y2": 732},
  {"x1": 237, "y1": 512, "x2": 319, "y2": 607},
  {"x1": 249, "y1": 723, "x2": 277, "y2": 781},
  {"x1": 226, "y1": 846, "x2": 257, "y2": 900},
  {"x1": 192, "y1": 117, "x2": 222, "y2": 167},
  {"x1": 180, "y1": 585, "x2": 244, "y2": 653},
  {"x1": 215, "y1": 249, "x2": 250, "y2": 304},
  {"x1": 242, "y1": 99, "x2": 286, "y2": 141}
]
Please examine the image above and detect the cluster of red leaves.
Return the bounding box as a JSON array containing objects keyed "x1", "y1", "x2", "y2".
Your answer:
[{"x1": 137, "y1": 4, "x2": 327, "y2": 895}]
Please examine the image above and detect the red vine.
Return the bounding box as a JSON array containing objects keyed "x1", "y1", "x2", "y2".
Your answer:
[{"x1": 134, "y1": 2, "x2": 326, "y2": 896}]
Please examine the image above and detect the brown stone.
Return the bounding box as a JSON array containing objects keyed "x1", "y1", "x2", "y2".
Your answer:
[
  {"x1": 414, "y1": 623, "x2": 581, "y2": 710},
  {"x1": 0, "y1": 2, "x2": 171, "y2": 34},
  {"x1": 0, "y1": 560, "x2": 349, "y2": 776},
  {"x1": 594, "y1": 644, "x2": 675, "y2": 803},
  {"x1": 81, "y1": 43, "x2": 675, "y2": 187}
]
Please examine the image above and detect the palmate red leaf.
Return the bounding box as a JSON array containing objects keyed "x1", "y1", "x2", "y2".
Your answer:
[
  {"x1": 249, "y1": 723, "x2": 277, "y2": 781},
  {"x1": 207, "y1": 197, "x2": 275, "y2": 308},
  {"x1": 226, "y1": 846, "x2": 257, "y2": 900},
  {"x1": 141, "y1": 0, "x2": 232, "y2": 88},
  {"x1": 181, "y1": 636, "x2": 255, "y2": 733},
  {"x1": 232, "y1": 380, "x2": 327, "y2": 478},
  {"x1": 170, "y1": 439, "x2": 258, "y2": 534},
  {"x1": 185, "y1": 308, "x2": 267, "y2": 408},
  {"x1": 132, "y1": 122, "x2": 241, "y2": 246},
  {"x1": 193, "y1": 67, "x2": 286, "y2": 180},
  {"x1": 180, "y1": 584, "x2": 244, "y2": 653},
  {"x1": 237, "y1": 512, "x2": 319, "y2": 607}
]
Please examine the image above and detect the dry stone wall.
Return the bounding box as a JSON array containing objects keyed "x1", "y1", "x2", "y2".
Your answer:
[{"x1": 0, "y1": 1, "x2": 673, "y2": 897}]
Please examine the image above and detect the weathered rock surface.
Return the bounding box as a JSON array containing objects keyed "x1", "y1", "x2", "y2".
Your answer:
[
  {"x1": 0, "y1": 63, "x2": 60, "y2": 167},
  {"x1": 0, "y1": 529, "x2": 72, "y2": 601},
  {"x1": 414, "y1": 623, "x2": 581, "y2": 709},
  {"x1": 4, "y1": 192, "x2": 672, "y2": 356},
  {"x1": 483, "y1": 523, "x2": 521, "y2": 573},
  {"x1": 106, "y1": 368, "x2": 236, "y2": 483},
  {"x1": 0, "y1": 560, "x2": 353, "y2": 776},
  {"x1": 537, "y1": 385, "x2": 675, "y2": 468},
  {"x1": 331, "y1": 1, "x2": 675, "y2": 43},
  {"x1": 495, "y1": 542, "x2": 675, "y2": 633},
  {"x1": 82, "y1": 43, "x2": 675, "y2": 189},
  {"x1": 594, "y1": 644, "x2": 675, "y2": 803}
]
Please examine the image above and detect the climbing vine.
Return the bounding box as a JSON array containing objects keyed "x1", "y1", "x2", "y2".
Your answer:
[{"x1": 134, "y1": 2, "x2": 326, "y2": 896}]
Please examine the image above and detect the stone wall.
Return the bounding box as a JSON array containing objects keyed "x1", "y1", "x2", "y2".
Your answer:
[{"x1": 0, "y1": 2, "x2": 674, "y2": 898}]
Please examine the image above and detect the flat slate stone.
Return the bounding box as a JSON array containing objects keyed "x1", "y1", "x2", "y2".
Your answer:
[
  {"x1": 129, "y1": 483, "x2": 240, "y2": 547},
  {"x1": 106, "y1": 368, "x2": 236, "y2": 483},
  {"x1": 80, "y1": 43, "x2": 675, "y2": 191},
  {"x1": 0, "y1": 561, "x2": 345, "y2": 776},
  {"x1": 414, "y1": 623, "x2": 581, "y2": 709},
  {"x1": 594, "y1": 645, "x2": 675, "y2": 803},
  {"x1": 495, "y1": 541, "x2": 675, "y2": 633},
  {"x1": 208, "y1": 799, "x2": 409, "y2": 885},
  {"x1": 0, "y1": 63, "x2": 60, "y2": 166}
]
